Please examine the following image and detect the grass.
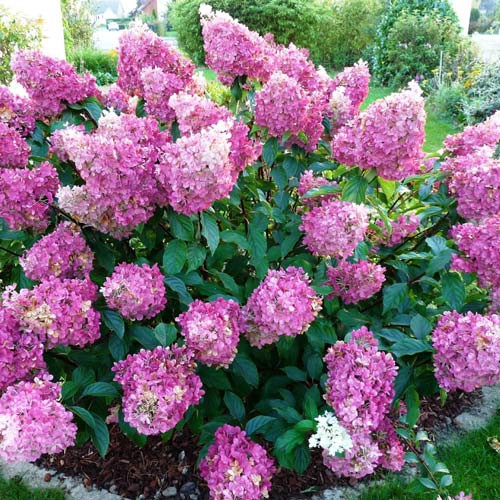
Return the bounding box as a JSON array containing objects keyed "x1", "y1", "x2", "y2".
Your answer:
[
  {"x1": 358, "y1": 412, "x2": 500, "y2": 500},
  {"x1": 197, "y1": 69, "x2": 459, "y2": 153},
  {"x1": 0, "y1": 475, "x2": 64, "y2": 500}
]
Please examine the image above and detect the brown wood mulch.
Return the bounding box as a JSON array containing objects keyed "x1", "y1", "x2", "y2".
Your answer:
[{"x1": 37, "y1": 389, "x2": 481, "y2": 499}]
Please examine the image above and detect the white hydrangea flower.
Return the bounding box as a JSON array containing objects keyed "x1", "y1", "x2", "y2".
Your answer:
[{"x1": 309, "y1": 411, "x2": 353, "y2": 457}]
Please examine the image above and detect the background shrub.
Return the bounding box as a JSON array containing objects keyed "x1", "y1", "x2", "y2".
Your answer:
[
  {"x1": 0, "y1": 7, "x2": 41, "y2": 83},
  {"x1": 372, "y1": 0, "x2": 465, "y2": 87},
  {"x1": 68, "y1": 48, "x2": 118, "y2": 84},
  {"x1": 61, "y1": 0, "x2": 95, "y2": 53},
  {"x1": 463, "y1": 59, "x2": 500, "y2": 124}
]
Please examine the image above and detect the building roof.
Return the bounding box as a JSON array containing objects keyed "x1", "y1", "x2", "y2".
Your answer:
[{"x1": 95, "y1": 0, "x2": 125, "y2": 16}]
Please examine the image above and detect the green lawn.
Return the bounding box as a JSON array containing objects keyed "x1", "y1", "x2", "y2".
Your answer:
[
  {"x1": 197, "y1": 69, "x2": 459, "y2": 153},
  {"x1": 0, "y1": 476, "x2": 64, "y2": 500},
  {"x1": 359, "y1": 412, "x2": 500, "y2": 500}
]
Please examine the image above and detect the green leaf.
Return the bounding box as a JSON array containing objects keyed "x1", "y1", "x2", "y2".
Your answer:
[
  {"x1": 303, "y1": 185, "x2": 342, "y2": 198},
  {"x1": 441, "y1": 272, "x2": 465, "y2": 310},
  {"x1": 294, "y1": 420, "x2": 315, "y2": 433},
  {"x1": 223, "y1": 392, "x2": 245, "y2": 421},
  {"x1": 109, "y1": 332, "x2": 127, "y2": 361},
  {"x1": 263, "y1": 137, "x2": 279, "y2": 165},
  {"x1": 418, "y1": 478, "x2": 437, "y2": 490},
  {"x1": 154, "y1": 323, "x2": 177, "y2": 346},
  {"x1": 102, "y1": 310, "x2": 125, "y2": 338},
  {"x1": 245, "y1": 416, "x2": 276, "y2": 436},
  {"x1": 405, "y1": 386, "x2": 420, "y2": 427},
  {"x1": 231, "y1": 354, "x2": 259, "y2": 387},
  {"x1": 306, "y1": 353, "x2": 323, "y2": 380},
  {"x1": 426, "y1": 236, "x2": 448, "y2": 255},
  {"x1": 303, "y1": 394, "x2": 318, "y2": 420},
  {"x1": 163, "y1": 239, "x2": 187, "y2": 275},
  {"x1": 391, "y1": 338, "x2": 433, "y2": 358},
  {"x1": 61, "y1": 381, "x2": 79, "y2": 401},
  {"x1": 130, "y1": 325, "x2": 160, "y2": 349},
  {"x1": 440, "y1": 475, "x2": 453, "y2": 488},
  {"x1": 282, "y1": 366, "x2": 307, "y2": 382},
  {"x1": 169, "y1": 212, "x2": 194, "y2": 241},
  {"x1": 426, "y1": 250, "x2": 452, "y2": 275},
  {"x1": 201, "y1": 212, "x2": 220, "y2": 254},
  {"x1": 294, "y1": 444, "x2": 311, "y2": 474},
  {"x1": 72, "y1": 366, "x2": 95, "y2": 387},
  {"x1": 83, "y1": 100, "x2": 102, "y2": 122},
  {"x1": 69, "y1": 406, "x2": 96, "y2": 428},
  {"x1": 383, "y1": 283, "x2": 408, "y2": 314},
  {"x1": 198, "y1": 365, "x2": 232, "y2": 390},
  {"x1": 187, "y1": 243, "x2": 207, "y2": 272},
  {"x1": 164, "y1": 276, "x2": 193, "y2": 304},
  {"x1": 220, "y1": 230, "x2": 250, "y2": 250},
  {"x1": 410, "y1": 314, "x2": 432, "y2": 340},
  {"x1": 81, "y1": 382, "x2": 119, "y2": 399},
  {"x1": 275, "y1": 428, "x2": 304, "y2": 454},
  {"x1": 342, "y1": 175, "x2": 368, "y2": 203},
  {"x1": 90, "y1": 414, "x2": 110, "y2": 458},
  {"x1": 275, "y1": 406, "x2": 302, "y2": 424},
  {"x1": 378, "y1": 178, "x2": 397, "y2": 200}
]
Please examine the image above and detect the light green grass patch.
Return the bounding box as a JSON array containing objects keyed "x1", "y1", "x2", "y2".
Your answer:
[{"x1": 0, "y1": 475, "x2": 65, "y2": 500}]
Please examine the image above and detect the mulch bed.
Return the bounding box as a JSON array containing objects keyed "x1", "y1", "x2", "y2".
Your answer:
[{"x1": 37, "y1": 389, "x2": 481, "y2": 499}]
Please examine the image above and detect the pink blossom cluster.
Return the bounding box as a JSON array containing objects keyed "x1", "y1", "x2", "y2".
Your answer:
[
  {"x1": 20, "y1": 222, "x2": 94, "y2": 281},
  {"x1": 241, "y1": 266, "x2": 322, "y2": 348},
  {"x1": 199, "y1": 424, "x2": 276, "y2": 500},
  {"x1": 101, "y1": 262, "x2": 166, "y2": 321},
  {"x1": 102, "y1": 83, "x2": 133, "y2": 113},
  {"x1": 444, "y1": 110, "x2": 500, "y2": 156},
  {"x1": 0, "y1": 122, "x2": 30, "y2": 168},
  {"x1": 157, "y1": 119, "x2": 243, "y2": 214},
  {"x1": 177, "y1": 298, "x2": 241, "y2": 368},
  {"x1": 442, "y1": 149, "x2": 499, "y2": 221},
  {"x1": 373, "y1": 214, "x2": 420, "y2": 247},
  {"x1": 0, "y1": 308, "x2": 45, "y2": 391},
  {"x1": 0, "y1": 162, "x2": 60, "y2": 232},
  {"x1": 297, "y1": 170, "x2": 339, "y2": 208},
  {"x1": 255, "y1": 71, "x2": 309, "y2": 138},
  {"x1": 116, "y1": 22, "x2": 195, "y2": 97},
  {"x1": 450, "y1": 216, "x2": 500, "y2": 290},
  {"x1": 0, "y1": 85, "x2": 35, "y2": 136},
  {"x1": 437, "y1": 493, "x2": 473, "y2": 500},
  {"x1": 112, "y1": 345, "x2": 204, "y2": 435},
  {"x1": 53, "y1": 111, "x2": 168, "y2": 237},
  {"x1": 200, "y1": 4, "x2": 273, "y2": 85},
  {"x1": 432, "y1": 311, "x2": 500, "y2": 392},
  {"x1": 327, "y1": 86, "x2": 356, "y2": 133},
  {"x1": 326, "y1": 260, "x2": 386, "y2": 304},
  {"x1": 0, "y1": 376, "x2": 77, "y2": 463},
  {"x1": 300, "y1": 200, "x2": 371, "y2": 258},
  {"x1": 11, "y1": 50, "x2": 98, "y2": 117},
  {"x1": 3, "y1": 277, "x2": 100, "y2": 348},
  {"x1": 332, "y1": 82, "x2": 426, "y2": 181},
  {"x1": 169, "y1": 91, "x2": 231, "y2": 135},
  {"x1": 323, "y1": 327, "x2": 403, "y2": 478},
  {"x1": 330, "y1": 60, "x2": 370, "y2": 111}
]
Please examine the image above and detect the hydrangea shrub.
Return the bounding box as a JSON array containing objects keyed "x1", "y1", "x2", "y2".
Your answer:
[{"x1": 0, "y1": 7, "x2": 496, "y2": 499}]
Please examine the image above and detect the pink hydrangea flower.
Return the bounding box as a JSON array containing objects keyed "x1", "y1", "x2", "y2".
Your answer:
[
  {"x1": 442, "y1": 149, "x2": 499, "y2": 221},
  {"x1": 330, "y1": 60, "x2": 370, "y2": 111},
  {"x1": 241, "y1": 266, "x2": 322, "y2": 348},
  {"x1": 432, "y1": 311, "x2": 500, "y2": 392},
  {"x1": 326, "y1": 260, "x2": 386, "y2": 304},
  {"x1": 255, "y1": 71, "x2": 309, "y2": 138},
  {"x1": 200, "y1": 4, "x2": 273, "y2": 85},
  {"x1": 169, "y1": 91, "x2": 231, "y2": 136},
  {"x1": 20, "y1": 222, "x2": 94, "y2": 281},
  {"x1": 0, "y1": 376, "x2": 77, "y2": 463},
  {"x1": 11, "y1": 50, "x2": 98, "y2": 117},
  {"x1": 157, "y1": 119, "x2": 245, "y2": 215},
  {"x1": 327, "y1": 86, "x2": 357, "y2": 133},
  {"x1": 444, "y1": 110, "x2": 500, "y2": 156},
  {"x1": 199, "y1": 424, "x2": 276, "y2": 500},
  {"x1": 0, "y1": 122, "x2": 30, "y2": 168},
  {"x1": 52, "y1": 111, "x2": 168, "y2": 237},
  {"x1": 298, "y1": 170, "x2": 340, "y2": 208},
  {"x1": 117, "y1": 22, "x2": 195, "y2": 97},
  {"x1": 438, "y1": 493, "x2": 473, "y2": 500},
  {"x1": 112, "y1": 345, "x2": 204, "y2": 435},
  {"x1": 101, "y1": 262, "x2": 166, "y2": 321},
  {"x1": 102, "y1": 83, "x2": 132, "y2": 113},
  {"x1": 3, "y1": 277, "x2": 100, "y2": 348},
  {"x1": 450, "y1": 216, "x2": 500, "y2": 290},
  {"x1": 177, "y1": 298, "x2": 241, "y2": 368},
  {"x1": 324, "y1": 327, "x2": 398, "y2": 432},
  {"x1": 0, "y1": 308, "x2": 45, "y2": 391},
  {"x1": 300, "y1": 200, "x2": 371, "y2": 258},
  {"x1": 332, "y1": 82, "x2": 426, "y2": 181},
  {"x1": 372, "y1": 214, "x2": 420, "y2": 247},
  {"x1": 0, "y1": 85, "x2": 35, "y2": 136},
  {"x1": 0, "y1": 162, "x2": 60, "y2": 232}
]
